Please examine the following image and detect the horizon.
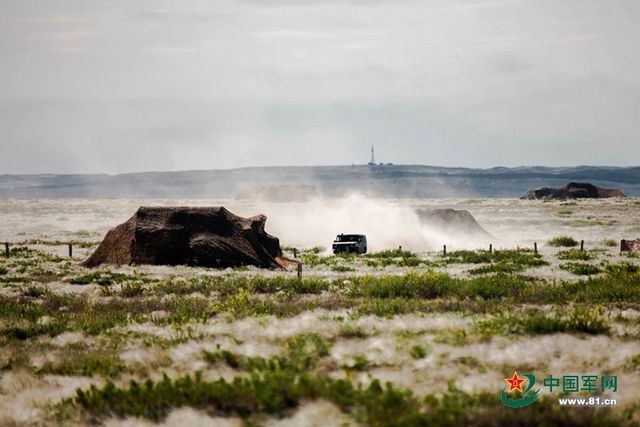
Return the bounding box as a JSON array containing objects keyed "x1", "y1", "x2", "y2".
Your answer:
[{"x1": 2, "y1": 162, "x2": 640, "y2": 178}]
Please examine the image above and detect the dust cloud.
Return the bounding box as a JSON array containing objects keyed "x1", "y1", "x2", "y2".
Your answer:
[{"x1": 252, "y1": 194, "x2": 492, "y2": 253}]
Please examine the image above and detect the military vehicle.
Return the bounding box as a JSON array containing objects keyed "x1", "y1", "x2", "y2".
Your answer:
[{"x1": 332, "y1": 234, "x2": 367, "y2": 254}]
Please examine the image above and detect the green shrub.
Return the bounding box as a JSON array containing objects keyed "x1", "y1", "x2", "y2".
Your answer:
[
  {"x1": 605, "y1": 263, "x2": 639, "y2": 274},
  {"x1": 120, "y1": 282, "x2": 145, "y2": 298},
  {"x1": 474, "y1": 306, "x2": 609, "y2": 338},
  {"x1": 410, "y1": 345, "x2": 428, "y2": 359},
  {"x1": 446, "y1": 249, "x2": 547, "y2": 274},
  {"x1": 70, "y1": 271, "x2": 141, "y2": 286},
  {"x1": 557, "y1": 249, "x2": 596, "y2": 261},
  {"x1": 367, "y1": 249, "x2": 418, "y2": 259},
  {"x1": 560, "y1": 262, "x2": 602, "y2": 275},
  {"x1": 332, "y1": 265, "x2": 355, "y2": 272},
  {"x1": 443, "y1": 250, "x2": 493, "y2": 264},
  {"x1": 346, "y1": 354, "x2": 371, "y2": 371},
  {"x1": 57, "y1": 375, "x2": 633, "y2": 426},
  {"x1": 625, "y1": 354, "x2": 640, "y2": 371},
  {"x1": 37, "y1": 351, "x2": 126, "y2": 378},
  {"x1": 547, "y1": 235, "x2": 579, "y2": 247},
  {"x1": 339, "y1": 325, "x2": 368, "y2": 339},
  {"x1": 22, "y1": 285, "x2": 50, "y2": 298}
]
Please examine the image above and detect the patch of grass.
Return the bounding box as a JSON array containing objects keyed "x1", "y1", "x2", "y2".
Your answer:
[
  {"x1": 70, "y1": 271, "x2": 144, "y2": 286},
  {"x1": 468, "y1": 263, "x2": 524, "y2": 275},
  {"x1": 153, "y1": 278, "x2": 202, "y2": 295},
  {"x1": 557, "y1": 249, "x2": 597, "y2": 261},
  {"x1": 446, "y1": 249, "x2": 547, "y2": 275},
  {"x1": 56, "y1": 371, "x2": 632, "y2": 426},
  {"x1": 37, "y1": 350, "x2": 126, "y2": 378},
  {"x1": 346, "y1": 354, "x2": 371, "y2": 371},
  {"x1": 606, "y1": 263, "x2": 639, "y2": 274},
  {"x1": 2, "y1": 321, "x2": 67, "y2": 341},
  {"x1": 353, "y1": 272, "x2": 537, "y2": 301},
  {"x1": 332, "y1": 265, "x2": 355, "y2": 272},
  {"x1": 22, "y1": 284, "x2": 50, "y2": 298},
  {"x1": 204, "y1": 334, "x2": 330, "y2": 373},
  {"x1": 410, "y1": 345, "x2": 428, "y2": 359},
  {"x1": 443, "y1": 250, "x2": 492, "y2": 264},
  {"x1": 625, "y1": 354, "x2": 640, "y2": 371},
  {"x1": 548, "y1": 235, "x2": 579, "y2": 247},
  {"x1": 0, "y1": 266, "x2": 7, "y2": 275},
  {"x1": 300, "y1": 253, "x2": 340, "y2": 267},
  {"x1": 603, "y1": 239, "x2": 618, "y2": 247},
  {"x1": 474, "y1": 306, "x2": 609, "y2": 338},
  {"x1": 560, "y1": 262, "x2": 603, "y2": 275},
  {"x1": 433, "y1": 329, "x2": 467, "y2": 346},
  {"x1": 367, "y1": 249, "x2": 418, "y2": 259},
  {"x1": 339, "y1": 325, "x2": 368, "y2": 339},
  {"x1": 365, "y1": 249, "x2": 424, "y2": 267},
  {"x1": 119, "y1": 282, "x2": 145, "y2": 298}
]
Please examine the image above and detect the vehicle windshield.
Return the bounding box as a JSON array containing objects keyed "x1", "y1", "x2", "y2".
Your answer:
[{"x1": 335, "y1": 235, "x2": 361, "y2": 242}]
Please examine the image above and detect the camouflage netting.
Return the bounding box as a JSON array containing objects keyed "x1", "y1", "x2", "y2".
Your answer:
[
  {"x1": 521, "y1": 182, "x2": 625, "y2": 200},
  {"x1": 83, "y1": 207, "x2": 283, "y2": 269},
  {"x1": 621, "y1": 239, "x2": 640, "y2": 253}
]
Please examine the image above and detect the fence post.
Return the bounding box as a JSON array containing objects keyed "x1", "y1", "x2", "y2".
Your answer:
[
  {"x1": 580, "y1": 240, "x2": 584, "y2": 251},
  {"x1": 68, "y1": 243, "x2": 73, "y2": 258},
  {"x1": 534, "y1": 242, "x2": 538, "y2": 253},
  {"x1": 293, "y1": 248, "x2": 297, "y2": 258},
  {"x1": 489, "y1": 244, "x2": 493, "y2": 253},
  {"x1": 4, "y1": 242, "x2": 9, "y2": 257},
  {"x1": 443, "y1": 244, "x2": 447, "y2": 255},
  {"x1": 297, "y1": 263, "x2": 303, "y2": 280},
  {"x1": 398, "y1": 245, "x2": 402, "y2": 252},
  {"x1": 620, "y1": 239, "x2": 624, "y2": 253}
]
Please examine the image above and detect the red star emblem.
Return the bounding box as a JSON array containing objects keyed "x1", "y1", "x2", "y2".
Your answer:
[{"x1": 504, "y1": 371, "x2": 526, "y2": 392}]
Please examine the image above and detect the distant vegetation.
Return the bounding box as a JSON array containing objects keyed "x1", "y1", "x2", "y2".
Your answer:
[{"x1": 547, "y1": 235, "x2": 579, "y2": 247}]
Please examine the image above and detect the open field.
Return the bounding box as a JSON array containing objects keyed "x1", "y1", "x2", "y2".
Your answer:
[{"x1": 0, "y1": 197, "x2": 639, "y2": 426}]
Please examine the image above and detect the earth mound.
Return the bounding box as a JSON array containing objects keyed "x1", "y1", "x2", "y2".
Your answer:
[
  {"x1": 521, "y1": 182, "x2": 625, "y2": 200},
  {"x1": 415, "y1": 209, "x2": 493, "y2": 240},
  {"x1": 83, "y1": 207, "x2": 283, "y2": 269}
]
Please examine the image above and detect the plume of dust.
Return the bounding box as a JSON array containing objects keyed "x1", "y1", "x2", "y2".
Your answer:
[{"x1": 257, "y1": 193, "x2": 491, "y2": 253}]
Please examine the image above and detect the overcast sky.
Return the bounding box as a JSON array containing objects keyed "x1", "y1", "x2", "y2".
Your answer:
[{"x1": 1, "y1": 0, "x2": 638, "y2": 174}]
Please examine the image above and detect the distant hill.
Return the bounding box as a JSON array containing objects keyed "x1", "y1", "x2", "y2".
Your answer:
[{"x1": 1, "y1": 165, "x2": 638, "y2": 198}]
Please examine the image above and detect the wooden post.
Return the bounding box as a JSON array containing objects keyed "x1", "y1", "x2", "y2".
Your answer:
[
  {"x1": 398, "y1": 245, "x2": 402, "y2": 252},
  {"x1": 297, "y1": 263, "x2": 302, "y2": 280},
  {"x1": 4, "y1": 242, "x2": 9, "y2": 257},
  {"x1": 489, "y1": 244, "x2": 493, "y2": 253},
  {"x1": 68, "y1": 243, "x2": 73, "y2": 258},
  {"x1": 534, "y1": 242, "x2": 538, "y2": 253},
  {"x1": 580, "y1": 240, "x2": 584, "y2": 251},
  {"x1": 620, "y1": 239, "x2": 624, "y2": 253},
  {"x1": 443, "y1": 244, "x2": 447, "y2": 255},
  {"x1": 293, "y1": 248, "x2": 297, "y2": 258}
]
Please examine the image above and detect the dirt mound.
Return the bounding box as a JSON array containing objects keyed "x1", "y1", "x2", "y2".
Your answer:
[
  {"x1": 415, "y1": 209, "x2": 492, "y2": 240},
  {"x1": 521, "y1": 182, "x2": 625, "y2": 200},
  {"x1": 83, "y1": 207, "x2": 283, "y2": 269}
]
